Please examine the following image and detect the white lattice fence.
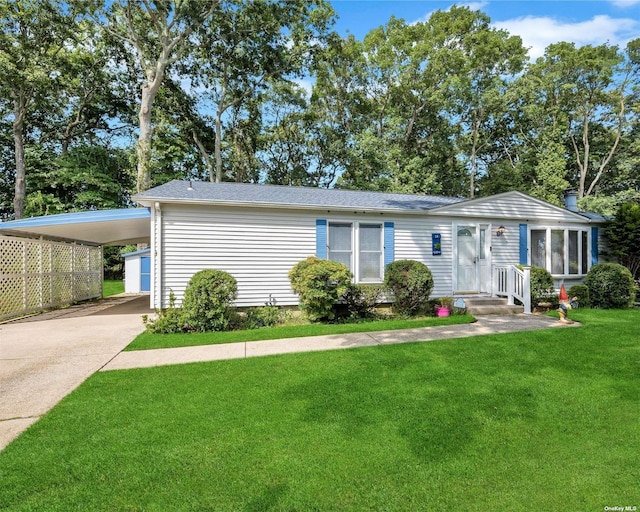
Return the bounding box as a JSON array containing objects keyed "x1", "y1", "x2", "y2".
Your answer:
[{"x1": 0, "y1": 235, "x2": 103, "y2": 320}]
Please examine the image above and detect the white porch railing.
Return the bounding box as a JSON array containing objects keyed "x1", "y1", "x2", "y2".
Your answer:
[{"x1": 494, "y1": 265, "x2": 531, "y2": 314}]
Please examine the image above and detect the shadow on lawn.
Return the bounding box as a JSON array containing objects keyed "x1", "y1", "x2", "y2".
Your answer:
[
  {"x1": 282, "y1": 346, "x2": 538, "y2": 463},
  {"x1": 243, "y1": 482, "x2": 289, "y2": 512}
]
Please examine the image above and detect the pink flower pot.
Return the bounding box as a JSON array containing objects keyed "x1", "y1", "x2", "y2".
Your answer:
[{"x1": 436, "y1": 306, "x2": 450, "y2": 317}]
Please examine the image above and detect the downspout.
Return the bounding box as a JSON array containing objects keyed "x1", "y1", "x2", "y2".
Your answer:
[{"x1": 153, "y1": 202, "x2": 162, "y2": 309}]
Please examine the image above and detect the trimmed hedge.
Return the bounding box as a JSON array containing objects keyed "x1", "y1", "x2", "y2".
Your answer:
[
  {"x1": 519, "y1": 265, "x2": 557, "y2": 308},
  {"x1": 181, "y1": 269, "x2": 238, "y2": 332},
  {"x1": 585, "y1": 263, "x2": 635, "y2": 309},
  {"x1": 289, "y1": 256, "x2": 352, "y2": 321},
  {"x1": 384, "y1": 260, "x2": 434, "y2": 316},
  {"x1": 568, "y1": 284, "x2": 590, "y2": 308}
]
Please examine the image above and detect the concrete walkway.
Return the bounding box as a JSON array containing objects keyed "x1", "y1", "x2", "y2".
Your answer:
[
  {"x1": 0, "y1": 295, "x2": 150, "y2": 451},
  {"x1": 102, "y1": 314, "x2": 577, "y2": 371}
]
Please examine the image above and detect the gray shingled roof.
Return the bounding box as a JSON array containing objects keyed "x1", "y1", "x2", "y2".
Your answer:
[
  {"x1": 134, "y1": 180, "x2": 466, "y2": 212},
  {"x1": 577, "y1": 211, "x2": 610, "y2": 221}
]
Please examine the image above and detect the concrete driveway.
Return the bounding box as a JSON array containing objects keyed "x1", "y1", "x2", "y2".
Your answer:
[{"x1": 0, "y1": 295, "x2": 150, "y2": 450}]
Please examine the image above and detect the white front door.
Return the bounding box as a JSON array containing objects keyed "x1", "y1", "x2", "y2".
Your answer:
[
  {"x1": 456, "y1": 226, "x2": 477, "y2": 292},
  {"x1": 478, "y1": 225, "x2": 491, "y2": 293}
]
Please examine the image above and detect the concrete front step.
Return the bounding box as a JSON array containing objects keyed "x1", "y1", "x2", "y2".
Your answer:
[
  {"x1": 455, "y1": 296, "x2": 524, "y2": 315},
  {"x1": 466, "y1": 304, "x2": 524, "y2": 315}
]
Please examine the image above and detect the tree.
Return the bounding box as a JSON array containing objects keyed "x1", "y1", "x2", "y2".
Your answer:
[
  {"x1": 24, "y1": 145, "x2": 134, "y2": 216},
  {"x1": 604, "y1": 201, "x2": 640, "y2": 280},
  {"x1": 519, "y1": 41, "x2": 639, "y2": 200},
  {"x1": 429, "y1": 6, "x2": 526, "y2": 198},
  {"x1": 319, "y1": 18, "x2": 465, "y2": 195},
  {"x1": 0, "y1": 0, "x2": 80, "y2": 218},
  {"x1": 187, "y1": 0, "x2": 334, "y2": 182},
  {"x1": 102, "y1": 0, "x2": 219, "y2": 192}
]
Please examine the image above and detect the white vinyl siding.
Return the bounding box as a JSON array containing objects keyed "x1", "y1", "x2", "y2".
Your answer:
[
  {"x1": 433, "y1": 192, "x2": 586, "y2": 223},
  {"x1": 394, "y1": 217, "x2": 454, "y2": 297},
  {"x1": 160, "y1": 205, "x2": 316, "y2": 308}
]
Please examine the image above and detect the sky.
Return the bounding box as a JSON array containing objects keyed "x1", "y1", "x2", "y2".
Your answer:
[{"x1": 327, "y1": 0, "x2": 640, "y2": 60}]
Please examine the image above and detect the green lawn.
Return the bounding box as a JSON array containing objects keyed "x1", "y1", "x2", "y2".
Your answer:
[
  {"x1": 127, "y1": 314, "x2": 476, "y2": 351},
  {"x1": 1, "y1": 309, "x2": 638, "y2": 511},
  {"x1": 102, "y1": 279, "x2": 124, "y2": 297}
]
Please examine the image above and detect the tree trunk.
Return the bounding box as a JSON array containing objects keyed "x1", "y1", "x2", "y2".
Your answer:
[
  {"x1": 136, "y1": 58, "x2": 167, "y2": 192},
  {"x1": 12, "y1": 96, "x2": 27, "y2": 219},
  {"x1": 469, "y1": 119, "x2": 480, "y2": 199},
  {"x1": 215, "y1": 107, "x2": 223, "y2": 183},
  {"x1": 137, "y1": 83, "x2": 154, "y2": 193},
  {"x1": 193, "y1": 130, "x2": 214, "y2": 182}
]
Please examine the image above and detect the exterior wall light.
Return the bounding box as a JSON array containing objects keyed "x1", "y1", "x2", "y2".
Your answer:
[{"x1": 496, "y1": 225, "x2": 506, "y2": 237}]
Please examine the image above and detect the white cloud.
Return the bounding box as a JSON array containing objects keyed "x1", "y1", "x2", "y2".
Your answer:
[
  {"x1": 608, "y1": 0, "x2": 640, "y2": 7},
  {"x1": 458, "y1": 2, "x2": 490, "y2": 12},
  {"x1": 411, "y1": 1, "x2": 488, "y2": 24},
  {"x1": 494, "y1": 15, "x2": 638, "y2": 60}
]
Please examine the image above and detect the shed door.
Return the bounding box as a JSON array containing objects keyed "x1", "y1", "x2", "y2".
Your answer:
[{"x1": 140, "y1": 256, "x2": 151, "y2": 292}]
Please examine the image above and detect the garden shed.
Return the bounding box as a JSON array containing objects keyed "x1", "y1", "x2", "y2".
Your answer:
[{"x1": 123, "y1": 248, "x2": 151, "y2": 294}]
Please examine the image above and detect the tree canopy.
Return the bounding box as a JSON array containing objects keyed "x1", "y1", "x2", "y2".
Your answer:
[{"x1": 0, "y1": 2, "x2": 638, "y2": 220}]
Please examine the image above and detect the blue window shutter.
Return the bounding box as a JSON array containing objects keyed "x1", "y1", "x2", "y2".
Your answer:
[
  {"x1": 384, "y1": 222, "x2": 395, "y2": 268},
  {"x1": 519, "y1": 224, "x2": 528, "y2": 265},
  {"x1": 591, "y1": 227, "x2": 599, "y2": 266},
  {"x1": 316, "y1": 219, "x2": 327, "y2": 258}
]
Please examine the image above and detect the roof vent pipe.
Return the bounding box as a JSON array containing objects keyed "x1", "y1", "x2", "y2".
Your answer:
[
  {"x1": 564, "y1": 189, "x2": 579, "y2": 212},
  {"x1": 187, "y1": 181, "x2": 194, "y2": 191}
]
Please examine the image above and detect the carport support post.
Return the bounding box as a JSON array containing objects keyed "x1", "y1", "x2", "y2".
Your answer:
[
  {"x1": 39, "y1": 237, "x2": 43, "y2": 311},
  {"x1": 22, "y1": 239, "x2": 27, "y2": 311},
  {"x1": 71, "y1": 242, "x2": 75, "y2": 302}
]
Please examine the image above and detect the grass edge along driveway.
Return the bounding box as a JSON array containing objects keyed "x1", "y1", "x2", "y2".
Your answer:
[
  {"x1": 1, "y1": 309, "x2": 638, "y2": 511},
  {"x1": 126, "y1": 314, "x2": 476, "y2": 351}
]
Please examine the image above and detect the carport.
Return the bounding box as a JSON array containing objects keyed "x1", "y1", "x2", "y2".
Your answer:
[
  {"x1": 0, "y1": 208, "x2": 151, "y2": 246},
  {"x1": 0, "y1": 208, "x2": 151, "y2": 319}
]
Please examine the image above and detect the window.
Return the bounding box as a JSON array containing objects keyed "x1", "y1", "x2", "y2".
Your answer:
[
  {"x1": 529, "y1": 227, "x2": 590, "y2": 276},
  {"x1": 328, "y1": 223, "x2": 352, "y2": 271},
  {"x1": 568, "y1": 231, "x2": 578, "y2": 275},
  {"x1": 327, "y1": 222, "x2": 383, "y2": 282},
  {"x1": 359, "y1": 224, "x2": 383, "y2": 281},
  {"x1": 581, "y1": 231, "x2": 589, "y2": 274},
  {"x1": 551, "y1": 230, "x2": 564, "y2": 274},
  {"x1": 531, "y1": 229, "x2": 546, "y2": 268}
]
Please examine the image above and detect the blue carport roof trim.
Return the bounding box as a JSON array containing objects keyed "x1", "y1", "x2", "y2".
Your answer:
[
  {"x1": 0, "y1": 208, "x2": 151, "y2": 246},
  {"x1": 0, "y1": 208, "x2": 150, "y2": 228}
]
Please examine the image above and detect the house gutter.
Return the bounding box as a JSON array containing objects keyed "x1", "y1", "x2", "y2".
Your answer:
[{"x1": 132, "y1": 196, "x2": 452, "y2": 216}]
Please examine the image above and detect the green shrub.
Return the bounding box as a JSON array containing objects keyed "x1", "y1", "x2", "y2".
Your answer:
[
  {"x1": 384, "y1": 260, "x2": 434, "y2": 316},
  {"x1": 585, "y1": 263, "x2": 635, "y2": 309},
  {"x1": 143, "y1": 291, "x2": 185, "y2": 333},
  {"x1": 181, "y1": 269, "x2": 238, "y2": 332},
  {"x1": 568, "y1": 284, "x2": 590, "y2": 308},
  {"x1": 341, "y1": 284, "x2": 384, "y2": 320},
  {"x1": 520, "y1": 265, "x2": 557, "y2": 308},
  {"x1": 289, "y1": 256, "x2": 352, "y2": 321},
  {"x1": 244, "y1": 306, "x2": 283, "y2": 329}
]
